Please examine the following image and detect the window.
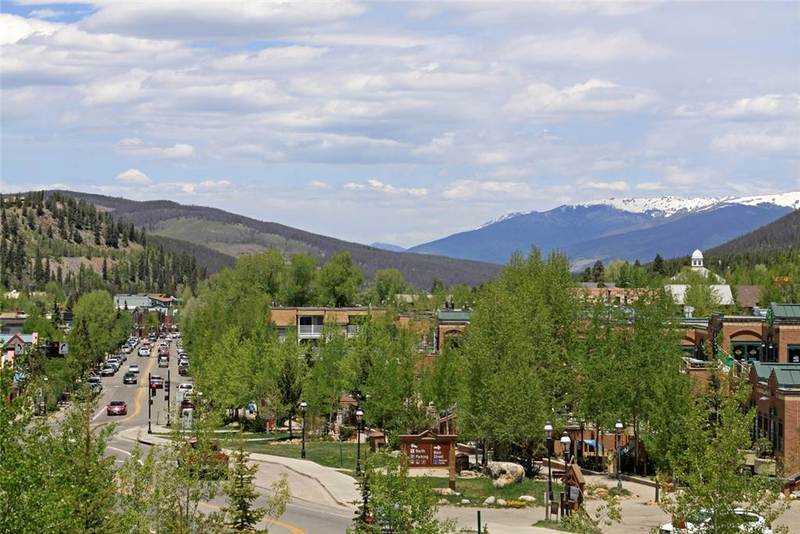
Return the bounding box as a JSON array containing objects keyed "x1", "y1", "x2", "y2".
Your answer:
[
  {"x1": 787, "y1": 345, "x2": 800, "y2": 364},
  {"x1": 731, "y1": 341, "x2": 762, "y2": 362}
]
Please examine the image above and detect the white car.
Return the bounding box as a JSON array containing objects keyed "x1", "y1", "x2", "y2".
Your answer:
[
  {"x1": 128, "y1": 364, "x2": 140, "y2": 374},
  {"x1": 659, "y1": 509, "x2": 771, "y2": 533},
  {"x1": 138, "y1": 346, "x2": 151, "y2": 357},
  {"x1": 177, "y1": 383, "x2": 193, "y2": 392}
]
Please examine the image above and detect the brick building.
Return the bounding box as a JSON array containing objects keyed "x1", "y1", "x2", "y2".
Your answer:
[{"x1": 750, "y1": 362, "x2": 800, "y2": 475}]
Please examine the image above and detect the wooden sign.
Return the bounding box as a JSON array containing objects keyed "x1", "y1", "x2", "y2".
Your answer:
[{"x1": 399, "y1": 430, "x2": 458, "y2": 490}]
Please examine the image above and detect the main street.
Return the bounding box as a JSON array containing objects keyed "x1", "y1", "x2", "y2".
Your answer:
[{"x1": 89, "y1": 336, "x2": 352, "y2": 534}]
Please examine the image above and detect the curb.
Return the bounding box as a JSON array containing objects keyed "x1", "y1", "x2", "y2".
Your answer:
[
  {"x1": 248, "y1": 455, "x2": 356, "y2": 509},
  {"x1": 128, "y1": 428, "x2": 356, "y2": 509}
]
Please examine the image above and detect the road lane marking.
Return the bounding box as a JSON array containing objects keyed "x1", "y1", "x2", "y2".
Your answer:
[
  {"x1": 116, "y1": 352, "x2": 157, "y2": 423},
  {"x1": 200, "y1": 502, "x2": 305, "y2": 534}
]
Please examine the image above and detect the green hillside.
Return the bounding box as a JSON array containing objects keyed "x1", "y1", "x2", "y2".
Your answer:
[
  {"x1": 48, "y1": 190, "x2": 502, "y2": 289},
  {"x1": 0, "y1": 191, "x2": 205, "y2": 297}
]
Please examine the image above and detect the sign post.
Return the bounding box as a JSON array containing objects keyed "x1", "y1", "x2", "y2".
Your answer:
[{"x1": 399, "y1": 430, "x2": 458, "y2": 491}]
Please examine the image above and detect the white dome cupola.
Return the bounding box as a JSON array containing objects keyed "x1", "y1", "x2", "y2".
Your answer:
[{"x1": 691, "y1": 249, "x2": 704, "y2": 268}]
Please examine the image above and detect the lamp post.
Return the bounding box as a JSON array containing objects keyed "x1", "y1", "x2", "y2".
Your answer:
[
  {"x1": 560, "y1": 431, "x2": 571, "y2": 465},
  {"x1": 148, "y1": 372, "x2": 153, "y2": 434},
  {"x1": 300, "y1": 400, "x2": 308, "y2": 459},
  {"x1": 615, "y1": 420, "x2": 623, "y2": 491},
  {"x1": 355, "y1": 407, "x2": 364, "y2": 475},
  {"x1": 544, "y1": 422, "x2": 553, "y2": 520}
]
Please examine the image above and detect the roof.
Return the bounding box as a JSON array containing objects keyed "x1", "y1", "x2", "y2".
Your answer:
[
  {"x1": 437, "y1": 310, "x2": 472, "y2": 322},
  {"x1": 692, "y1": 249, "x2": 703, "y2": 259},
  {"x1": 665, "y1": 284, "x2": 735, "y2": 306},
  {"x1": 773, "y1": 367, "x2": 800, "y2": 389},
  {"x1": 770, "y1": 303, "x2": 800, "y2": 322},
  {"x1": 735, "y1": 285, "x2": 762, "y2": 309},
  {"x1": 751, "y1": 361, "x2": 775, "y2": 383},
  {"x1": 114, "y1": 294, "x2": 153, "y2": 310}
]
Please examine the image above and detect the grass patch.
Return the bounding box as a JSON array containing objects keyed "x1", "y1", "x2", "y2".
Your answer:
[
  {"x1": 244, "y1": 440, "x2": 360, "y2": 472},
  {"x1": 428, "y1": 477, "x2": 560, "y2": 507}
]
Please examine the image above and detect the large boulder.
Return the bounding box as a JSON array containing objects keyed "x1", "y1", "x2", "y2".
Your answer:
[{"x1": 485, "y1": 461, "x2": 525, "y2": 488}]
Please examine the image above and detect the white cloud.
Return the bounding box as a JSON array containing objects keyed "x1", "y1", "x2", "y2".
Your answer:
[
  {"x1": 584, "y1": 180, "x2": 629, "y2": 191},
  {"x1": 662, "y1": 165, "x2": 709, "y2": 186},
  {"x1": 79, "y1": 0, "x2": 365, "y2": 40},
  {"x1": 29, "y1": 9, "x2": 67, "y2": 20},
  {"x1": 442, "y1": 180, "x2": 532, "y2": 199},
  {"x1": 413, "y1": 132, "x2": 456, "y2": 157},
  {"x1": 117, "y1": 138, "x2": 195, "y2": 159},
  {"x1": 504, "y1": 30, "x2": 667, "y2": 64},
  {"x1": 711, "y1": 131, "x2": 800, "y2": 155},
  {"x1": 675, "y1": 94, "x2": 800, "y2": 120},
  {"x1": 636, "y1": 182, "x2": 665, "y2": 190},
  {"x1": 309, "y1": 180, "x2": 331, "y2": 189},
  {"x1": 506, "y1": 79, "x2": 657, "y2": 116},
  {"x1": 115, "y1": 168, "x2": 152, "y2": 185},
  {"x1": 344, "y1": 179, "x2": 427, "y2": 197}
]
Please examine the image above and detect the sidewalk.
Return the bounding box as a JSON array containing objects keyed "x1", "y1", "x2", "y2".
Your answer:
[{"x1": 119, "y1": 424, "x2": 359, "y2": 509}]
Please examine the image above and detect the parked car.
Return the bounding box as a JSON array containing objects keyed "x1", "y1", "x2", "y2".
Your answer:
[
  {"x1": 123, "y1": 372, "x2": 137, "y2": 385},
  {"x1": 87, "y1": 376, "x2": 103, "y2": 394},
  {"x1": 128, "y1": 364, "x2": 140, "y2": 374},
  {"x1": 100, "y1": 365, "x2": 116, "y2": 377},
  {"x1": 177, "y1": 383, "x2": 193, "y2": 393},
  {"x1": 106, "y1": 400, "x2": 128, "y2": 416},
  {"x1": 150, "y1": 375, "x2": 164, "y2": 389},
  {"x1": 178, "y1": 365, "x2": 190, "y2": 376},
  {"x1": 659, "y1": 509, "x2": 772, "y2": 533}
]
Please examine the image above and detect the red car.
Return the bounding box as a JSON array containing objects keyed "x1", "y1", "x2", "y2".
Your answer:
[{"x1": 106, "y1": 400, "x2": 128, "y2": 416}]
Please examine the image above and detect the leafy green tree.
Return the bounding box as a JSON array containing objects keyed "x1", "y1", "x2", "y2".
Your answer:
[
  {"x1": 659, "y1": 370, "x2": 788, "y2": 533},
  {"x1": 370, "y1": 268, "x2": 406, "y2": 304},
  {"x1": 349, "y1": 452, "x2": 455, "y2": 534},
  {"x1": 315, "y1": 252, "x2": 364, "y2": 307},
  {"x1": 459, "y1": 252, "x2": 579, "y2": 462},
  {"x1": 281, "y1": 253, "x2": 317, "y2": 306},
  {"x1": 303, "y1": 324, "x2": 348, "y2": 426}
]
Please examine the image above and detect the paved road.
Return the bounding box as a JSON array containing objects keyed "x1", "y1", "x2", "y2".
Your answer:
[{"x1": 90, "y1": 335, "x2": 352, "y2": 534}]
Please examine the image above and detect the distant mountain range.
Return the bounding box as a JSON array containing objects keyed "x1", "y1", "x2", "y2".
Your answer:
[
  {"x1": 370, "y1": 242, "x2": 407, "y2": 252},
  {"x1": 49, "y1": 191, "x2": 500, "y2": 288},
  {"x1": 408, "y1": 193, "x2": 800, "y2": 269}
]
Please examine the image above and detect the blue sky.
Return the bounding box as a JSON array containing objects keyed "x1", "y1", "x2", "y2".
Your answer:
[{"x1": 1, "y1": 1, "x2": 798, "y2": 247}]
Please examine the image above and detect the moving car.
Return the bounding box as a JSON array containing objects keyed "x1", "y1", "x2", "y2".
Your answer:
[
  {"x1": 659, "y1": 509, "x2": 772, "y2": 533},
  {"x1": 106, "y1": 400, "x2": 128, "y2": 416},
  {"x1": 138, "y1": 346, "x2": 151, "y2": 357},
  {"x1": 150, "y1": 375, "x2": 164, "y2": 389},
  {"x1": 128, "y1": 364, "x2": 140, "y2": 374},
  {"x1": 100, "y1": 365, "x2": 116, "y2": 377},
  {"x1": 158, "y1": 355, "x2": 169, "y2": 368},
  {"x1": 123, "y1": 372, "x2": 137, "y2": 385}
]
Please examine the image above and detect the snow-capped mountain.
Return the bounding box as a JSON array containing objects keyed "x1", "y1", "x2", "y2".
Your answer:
[{"x1": 411, "y1": 192, "x2": 798, "y2": 267}]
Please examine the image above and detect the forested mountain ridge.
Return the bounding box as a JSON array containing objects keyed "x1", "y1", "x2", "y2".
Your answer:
[
  {"x1": 706, "y1": 209, "x2": 800, "y2": 256},
  {"x1": 46, "y1": 190, "x2": 501, "y2": 288},
  {"x1": 0, "y1": 191, "x2": 205, "y2": 297}
]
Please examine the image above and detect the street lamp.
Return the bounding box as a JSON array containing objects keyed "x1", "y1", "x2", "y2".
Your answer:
[
  {"x1": 544, "y1": 422, "x2": 553, "y2": 498},
  {"x1": 544, "y1": 422, "x2": 554, "y2": 520},
  {"x1": 300, "y1": 400, "x2": 308, "y2": 459},
  {"x1": 355, "y1": 407, "x2": 364, "y2": 475},
  {"x1": 560, "y1": 430, "x2": 571, "y2": 465},
  {"x1": 615, "y1": 420, "x2": 624, "y2": 491}
]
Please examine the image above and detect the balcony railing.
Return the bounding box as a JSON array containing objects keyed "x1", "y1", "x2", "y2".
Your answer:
[
  {"x1": 298, "y1": 324, "x2": 323, "y2": 337},
  {"x1": 345, "y1": 324, "x2": 360, "y2": 337}
]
